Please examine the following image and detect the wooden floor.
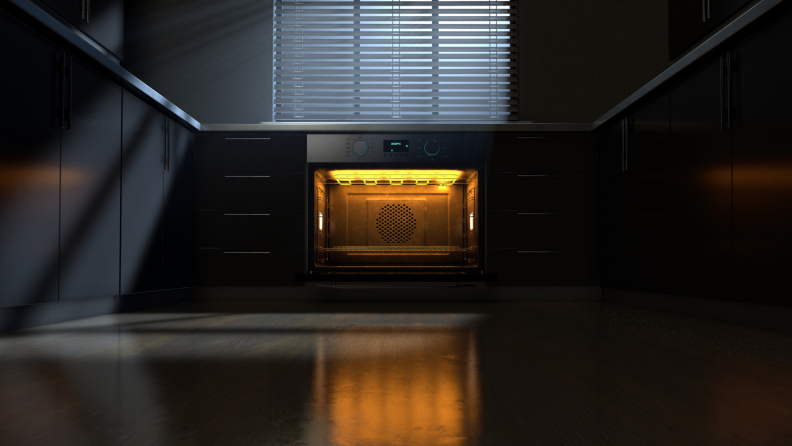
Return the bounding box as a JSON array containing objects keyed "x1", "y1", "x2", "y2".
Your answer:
[{"x1": 1, "y1": 300, "x2": 791, "y2": 446}]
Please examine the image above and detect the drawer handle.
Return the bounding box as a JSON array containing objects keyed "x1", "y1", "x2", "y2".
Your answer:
[
  {"x1": 224, "y1": 252, "x2": 271, "y2": 254},
  {"x1": 516, "y1": 175, "x2": 560, "y2": 177},
  {"x1": 518, "y1": 251, "x2": 562, "y2": 254},
  {"x1": 224, "y1": 138, "x2": 271, "y2": 140},
  {"x1": 224, "y1": 213, "x2": 270, "y2": 216},
  {"x1": 224, "y1": 175, "x2": 271, "y2": 178},
  {"x1": 517, "y1": 213, "x2": 562, "y2": 215}
]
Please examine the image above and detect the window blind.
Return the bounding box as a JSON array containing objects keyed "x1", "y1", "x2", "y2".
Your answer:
[{"x1": 273, "y1": 0, "x2": 518, "y2": 121}]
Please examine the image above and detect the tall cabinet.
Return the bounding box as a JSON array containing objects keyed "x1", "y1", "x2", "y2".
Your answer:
[
  {"x1": 0, "y1": 9, "x2": 62, "y2": 307},
  {"x1": 1, "y1": 6, "x2": 195, "y2": 309},
  {"x1": 59, "y1": 56, "x2": 123, "y2": 302},
  {"x1": 602, "y1": 6, "x2": 792, "y2": 306},
  {"x1": 730, "y1": 9, "x2": 792, "y2": 305}
]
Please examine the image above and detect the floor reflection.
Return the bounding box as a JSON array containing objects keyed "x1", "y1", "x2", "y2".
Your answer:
[
  {"x1": 308, "y1": 330, "x2": 480, "y2": 446},
  {"x1": 1, "y1": 302, "x2": 792, "y2": 446}
]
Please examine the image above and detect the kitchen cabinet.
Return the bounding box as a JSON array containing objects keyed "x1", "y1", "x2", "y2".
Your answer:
[
  {"x1": 669, "y1": 0, "x2": 750, "y2": 59},
  {"x1": 195, "y1": 249, "x2": 304, "y2": 287},
  {"x1": 121, "y1": 90, "x2": 164, "y2": 294},
  {"x1": 163, "y1": 118, "x2": 195, "y2": 289},
  {"x1": 487, "y1": 134, "x2": 598, "y2": 286},
  {"x1": 40, "y1": 0, "x2": 124, "y2": 59},
  {"x1": 730, "y1": 8, "x2": 792, "y2": 305},
  {"x1": 0, "y1": 10, "x2": 62, "y2": 307},
  {"x1": 669, "y1": 56, "x2": 733, "y2": 299},
  {"x1": 623, "y1": 91, "x2": 674, "y2": 293},
  {"x1": 597, "y1": 120, "x2": 629, "y2": 290},
  {"x1": 196, "y1": 211, "x2": 304, "y2": 249},
  {"x1": 59, "y1": 56, "x2": 122, "y2": 301},
  {"x1": 602, "y1": 7, "x2": 792, "y2": 304}
]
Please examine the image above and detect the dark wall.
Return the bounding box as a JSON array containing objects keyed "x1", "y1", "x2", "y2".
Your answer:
[
  {"x1": 123, "y1": 0, "x2": 761, "y2": 124},
  {"x1": 123, "y1": 0, "x2": 274, "y2": 124},
  {"x1": 518, "y1": 0, "x2": 670, "y2": 123}
]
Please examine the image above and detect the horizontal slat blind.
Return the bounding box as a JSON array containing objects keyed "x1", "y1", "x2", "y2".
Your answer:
[{"x1": 274, "y1": 0, "x2": 518, "y2": 121}]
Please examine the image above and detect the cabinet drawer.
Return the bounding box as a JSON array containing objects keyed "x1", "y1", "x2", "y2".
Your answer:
[
  {"x1": 487, "y1": 249, "x2": 597, "y2": 286},
  {"x1": 195, "y1": 248, "x2": 304, "y2": 286},
  {"x1": 487, "y1": 173, "x2": 597, "y2": 210},
  {"x1": 487, "y1": 134, "x2": 597, "y2": 172},
  {"x1": 196, "y1": 210, "x2": 304, "y2": 249},
  {"x1": 487, "y1": 210, "x2": 596, "y2": 248},
  {"x1": 196, "y1": 134, "x2": 306, "y2": 172},
  {"x1": 196, "y1": 172, "x2": 305, "y2": 210}
]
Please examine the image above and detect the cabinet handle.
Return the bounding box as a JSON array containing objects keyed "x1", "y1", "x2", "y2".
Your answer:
[
  {"x1": 626, "y1": 116, "x2": 631, "y2": 171},
  {"x1": 224, "y1": 214, "x2": 270, "y2": 216},
  {"x1": 707, "y1": 0, "x2": 711, "y2": 19},
  {"x1": 516, "y1": 137, "x2": 557, "y2": 140},
  {"x1": 726, "y1": 51, "x2": 733, "y2": 129},
  {"x1": 516, "y1": 175, "x2": 559, "y2": 177},
  {"x1": 225, "y1": 138, "x2": 271, "y2": 140},
  {"x1": 81, "y1": 0, "x2": 85, "y2": 19},
  {"x1": 517, "y1": 213, "x2": 562, "y2": 215},
  {"x1": 621, "y1": 118, "x2": 626, "y2": 171},
  {"x1": 720, "y1": 55, "x2": 725, "y2": 130},
  {"x1": 86, "y1": 0, "x2": 90, "y2": 23},
  {"x1": 223, "y1": 252, "x2": 271, "y2": 254},
  {"x1": 702, "y1": 0, "x2": 706, "y2": 22},
  {"x1": 60, "y1": 53, "x2": 66, "y2": 129},
  {"x1": 66, "y1": 55, "x2": 72, "y2": 131},
  {"x1": 518, "y1": 251, "x2": 561, "y2": 254},
  {"x1": 166, "y1": 119, "x2": 171, "y2": 171},
  {"x1": 224, "y1": 175, "x2": 271, "y2": 178}
]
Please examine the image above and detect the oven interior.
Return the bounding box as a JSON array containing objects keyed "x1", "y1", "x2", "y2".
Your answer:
[{"x1": 312, "y1": 168, "x2": 479, "y2": 269}]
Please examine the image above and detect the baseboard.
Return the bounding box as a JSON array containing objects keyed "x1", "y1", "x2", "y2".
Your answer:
[
  {"x1": 603, "y1": 288, "x2": 792, "y2": 333},
  {"x1": 0, "y1": 288, "x2": 191, "y2": 333},
  {"x1": 191, "y1": 285, "x2": 602, "y2": 302}
]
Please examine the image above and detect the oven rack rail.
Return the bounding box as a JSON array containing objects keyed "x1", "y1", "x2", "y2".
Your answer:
[
  {"x1": 319, "y1": 246, "x2": 474, "y2": 253},
  {"x1": 317, "y1": 179, "x2": 476, "y2": 187}
]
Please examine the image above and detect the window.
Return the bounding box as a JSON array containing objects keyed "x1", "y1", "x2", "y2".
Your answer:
[{"x1": 274, "y1": 0, "x2": 518, "y2": 121}]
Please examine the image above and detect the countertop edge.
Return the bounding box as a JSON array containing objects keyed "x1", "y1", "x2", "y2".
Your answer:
[
  {"x1": 9, "y1": 0, "x2": 202, "y2": 132},
  {"x1": 592, "y1": 0, "x2": 786, "y2": 131}
]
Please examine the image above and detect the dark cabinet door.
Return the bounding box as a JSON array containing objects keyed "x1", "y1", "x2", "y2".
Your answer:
[
  {"x1": 709, "y1": 0, "x2": 751, "y2": 29},
  {"x1": 731, "y1": 9, "x2": 792, "y2": 305},
  {"x1": 79, "y1": 0, "x2": 124, "y2": 59},
  {"x1": 40, "y1": 0, "x2": 123, "y2": 59},
  {"x1": 163, "y1": 120, "x2": 195, "y2": 289},
  {"x1": 40, "y1": 0, "x2": 83, "y2": 27},
  {"x1": 597, "y1": 120, "x2": 628, "y2": 289},
  {"x1": 0, "y1": 11, "x2": 62, "y2": 307},
  {"x1": 60, "y1": 56, "x2": 122, "y2": 301},
  {"x1": 670, "y1": 56, "x2": 733, "y2": 299},
  {"x1": 121, "y1": 91, "x2": 164, "y2": 294},
  {"x1": 669, "y1": 0, "x2": 711, "y2": 59},
  {"x1": 623, "y1": 91, "x2": 674, "y2": 293}
]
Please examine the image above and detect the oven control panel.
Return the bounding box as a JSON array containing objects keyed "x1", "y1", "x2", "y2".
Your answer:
[{"x1": 308, "y1": 134, "x2": 485, "y2": 163}]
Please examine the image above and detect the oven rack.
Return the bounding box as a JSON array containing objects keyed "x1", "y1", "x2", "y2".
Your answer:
[{"x1": 320, "y1": 246, "x2": 474, "y2": 253}]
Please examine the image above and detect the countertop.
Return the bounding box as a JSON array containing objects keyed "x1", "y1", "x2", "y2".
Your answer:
[{"x1": 11, "y1": 0, "x2": 785, "y2": 134}]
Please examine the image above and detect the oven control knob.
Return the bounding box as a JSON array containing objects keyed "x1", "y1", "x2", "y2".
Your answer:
[
  {"x1": 351, "y1": 140, "x2": 369, "y2": 156},
  {"x1": 424, "y1": 140, "x2": 441, "y2": 156}
]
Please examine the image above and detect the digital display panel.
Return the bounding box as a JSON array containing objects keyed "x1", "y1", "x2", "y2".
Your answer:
[{"x1": 384, "y1": 140, "x2": 410, "y2": 153}]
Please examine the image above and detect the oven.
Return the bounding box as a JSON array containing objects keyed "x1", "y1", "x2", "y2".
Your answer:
[{"x1": 303, "y1": 133, "x2": 489, "y2": 281}]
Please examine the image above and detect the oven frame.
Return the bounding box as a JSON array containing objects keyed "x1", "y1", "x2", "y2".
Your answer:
[{"x1": 305, "y1": 161, "x2": 487, "y2": 277}]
